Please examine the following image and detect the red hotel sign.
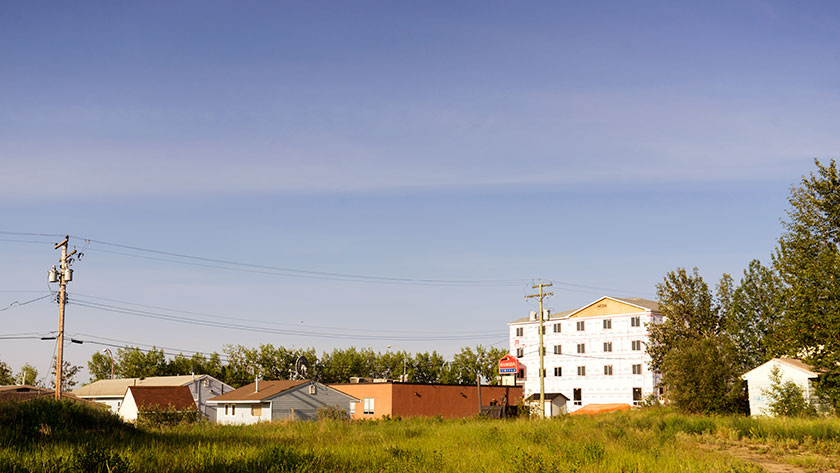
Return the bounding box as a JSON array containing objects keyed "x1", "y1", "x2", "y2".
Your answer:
[{"x1": 498, "y1": 354, "x2": 519, "y2": 374}]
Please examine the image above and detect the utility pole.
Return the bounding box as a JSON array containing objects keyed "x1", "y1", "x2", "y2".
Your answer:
[
  {"x1": 525, "y1": 282, "x2": 553, "y2": 419},
  {"x1": 49, "y1": 236, "x2": 76, "y2": 400}
]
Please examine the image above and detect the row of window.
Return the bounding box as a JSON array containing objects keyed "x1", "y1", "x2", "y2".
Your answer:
[
  {"x1": 515, "y1": 316, "x2": 642, "y2": 337},
  {"x1": 547, "y1": 364, "x2": 643, "y2": 377},
  {"x1": 350, "y1": 397, "x2": 376, "y2": 416},
  {"x1": 572, "y1": 387, "x2": 645, "y2": 406},
  {"x1": 521, "y1": 363, "x2": 644, "y2": 379},
  {"x1": 515, "y1": 340, "x2": 643, "y2": 358}
]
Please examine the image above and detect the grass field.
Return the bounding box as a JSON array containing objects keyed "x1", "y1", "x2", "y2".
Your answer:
[{"x1": 1, "y1": 399, "x2": 839, "y2": 472}]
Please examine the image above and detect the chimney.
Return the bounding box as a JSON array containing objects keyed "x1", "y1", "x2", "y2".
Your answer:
[{"x1": 255, "y1": 377, "x2": 259, "y2": 393}]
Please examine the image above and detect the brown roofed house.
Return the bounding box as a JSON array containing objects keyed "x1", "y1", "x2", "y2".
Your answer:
[{"x1": 117, "y1": 385, "x2": 197, "y2": 422}]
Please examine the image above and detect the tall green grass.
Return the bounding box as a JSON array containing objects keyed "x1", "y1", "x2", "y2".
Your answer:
[{"x1": 1, "y1": 400, "x2": 837, "y2": 472}]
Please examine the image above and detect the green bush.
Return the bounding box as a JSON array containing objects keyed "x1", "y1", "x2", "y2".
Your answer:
[
  {"x1": 136, "y1": 407, "x2": 200, "y2": 428},
  {"x1": 762, "y1": 366, "x2": 817, "y2": 417}
]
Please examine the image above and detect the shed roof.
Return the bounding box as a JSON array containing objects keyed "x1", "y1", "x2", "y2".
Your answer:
[
  {"x1": 742, "y1": 357, "x2": 820, "y2": 379},
  {"x1": 126, "y1": 386, "x2": 197, "y2": 411},
  {"x1": 208, "y1": 380, "x2": 309, "y2": 403},
  {"x1": 72, "y1": 375, "x2": 220, "y2": 397}
]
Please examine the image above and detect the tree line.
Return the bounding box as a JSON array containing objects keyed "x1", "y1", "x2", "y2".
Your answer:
[
  {"x1": 650, "y1": 159, "x2": 840, "y2": 415},
  {"x1": 80, "y1": 344, "x2": 506, "y2": 388}
]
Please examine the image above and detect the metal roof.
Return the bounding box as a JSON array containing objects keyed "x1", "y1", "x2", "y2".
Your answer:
[{"x1": 72, "y1": 375, "x2": 220, "y2": 398}]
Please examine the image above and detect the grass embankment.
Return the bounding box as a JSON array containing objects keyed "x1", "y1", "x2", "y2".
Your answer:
[{"x1": 1, "y1": 399, "x2": 839, "y2": 472}]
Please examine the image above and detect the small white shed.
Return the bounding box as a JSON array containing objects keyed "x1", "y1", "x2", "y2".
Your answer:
[{"x1": 741, "y1": 358, "x2": 819, "y2": 417}]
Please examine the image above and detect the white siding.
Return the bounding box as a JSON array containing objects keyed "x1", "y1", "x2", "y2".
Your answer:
[
  {"x1": 743, "y1": 359, "x2": 817, "y2": 417},
  {"x1": 511, "y1": 310, "x2": 662, "y2": 414}
]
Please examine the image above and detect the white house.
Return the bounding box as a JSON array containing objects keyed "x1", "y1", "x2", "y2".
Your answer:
[
  {"x1": 510, "y1": 296, "x2": 663, "y2": 415},
  {"x1": 208, "y1": 379, "x2": 360, "y2": 425},
  {"x1": 117, "y1": 385, "x2": 198, "y2": 422},
  {"x1": 72, "y1": 374, "x2": 232, "y2": 421},
  {"x1": 741, "y1": 358, "x2": 819, "y2": 416}
]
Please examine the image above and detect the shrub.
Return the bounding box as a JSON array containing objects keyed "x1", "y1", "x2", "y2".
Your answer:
[
  {"x1": 316, "y1": 404, "x2": 349, "y2": 421},
  {"x1": 762, "y1": 366, "x2": 817, "y2": 417},
  {"x1": 136, "y1": 406, "x2": 200, "y2": 428}
]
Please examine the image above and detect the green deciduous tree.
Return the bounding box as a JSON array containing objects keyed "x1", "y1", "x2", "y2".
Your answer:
[
  {"x1": 0, "y1": 361, "x2": 13, "y2": 385},
  {"x1": 50, "y1": 357, "x2": 82, "y2": 392},
  {"x1": 649, "y1": 267, "x2": 746, "y2": 413},
  {"x1": 773, "y1": 158, "x2": 840, "y2": 411},
  {"x1": 725, "y1": 259, "x2": 784, "y2": 371},
  {"x1": 88, "y1": 352, "x2": 116, "y2": 382},
  {"x1": 17, "y1": 363, "x2": 41, "y2": 386},
  {"x1": 116, "y1": 347, "x2": 167, "y2": 378}
]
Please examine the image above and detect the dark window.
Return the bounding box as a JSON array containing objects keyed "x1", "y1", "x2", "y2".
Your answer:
[
  {"x1": 540, "y1": 325, "x2": 546, "y2": 335},
  {"x1": 632, "y1": 364, "x2": 642, "y2": 375},
  {"x1": 577, "y1": 366, "x2": 586, "y2": 376},
  {"x1": 576, "y1": 320, "x2": 585, "y2": 331},
  {"x1": 553, "y1": 323, "x2": 562, "y2": 333},
  {"x1": 631, "y1": 316, "x2": 641, "y2": 327},
  {"x1": 577, "y1": 343, "x2": 585, "y2": 354},
  {"x1": 515, "y1": 327, "x2": 524, "y2": 337},
  {"x1": 554, "y1": 367, "x2": 562, "y2": 376},
  {"x1": 516, "y1": 348, "x2": 524, "y2": 358},
  {"x1": 632, "y1": 340, "x2": 642, "y2": 351},
  {"x1": 633, "y1": 388, "x2": 643, "y2": 405},
  {"x1": 603, "y1": 319, "x2": 612, "y2": 329},
  {"x1": 517, "y1": 368, "x2": 525, "y2": 379},
  {"x1": 554, "y1": 345, "x2": 562, "y2": 355},
  {"x1": 573, "y1": 388, "x2": 582, "y2": 405},
  {"x1": 603, "y1": 342, "x2": 612, "y2": 352},
  {"x1": 604, "y1": 365, "x2": 613, "y2": 376}
]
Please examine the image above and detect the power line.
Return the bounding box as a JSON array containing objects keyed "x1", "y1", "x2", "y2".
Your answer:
[
  {"x1": 70, "y1": 293, "x2": 501, "y2": 336},
  {"x1": 0, "y1": 294, "x2": 52, "y2": 312},
  {"x1": 0, "y1": 231, "x2": 655, "y2": 296},
  {"x1": 68, "y1": 299, "x2": 504, "y2": 342}
]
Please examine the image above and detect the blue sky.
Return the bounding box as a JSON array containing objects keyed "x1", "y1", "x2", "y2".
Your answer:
[{"x1": 1, "y1": 1, "x2": 838, "y2": 383}]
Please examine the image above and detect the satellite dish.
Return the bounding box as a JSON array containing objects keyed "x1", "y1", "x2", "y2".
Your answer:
[{"x1": 295, "y1": 356, "x2": 310, "y2": 379}]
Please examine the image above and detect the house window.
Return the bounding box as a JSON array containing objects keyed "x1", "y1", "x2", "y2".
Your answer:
[
  {"x1": 603, "y1": 319, "x2": 612, "y2": 329},
  {"x1": 553, "y1": 345, "x2": 562, "y2": 355},
  {"x1": 542, "y1": 347, "x2": 546, "y2": 356},
  {"x1": 516, "y1": 327, "x2": 524, "y2": 337},
  {"x1": 604, "y1": 365, "x2": 613, "y2": 376},
  {"x1": 577, "y1": 343, "x2": 585, "y2": 354},
  {"x1": 553, "y1": 323, "x2": 561, "y2": 333},
  {"x1": 573, "y1": 388, "x2": 582, "y2": 406},
  {"x1": 203, "y1": 379, "x2": 210, "y2": 388},
  {"x1": 632, "y1": 340, "x2": 642, "y2": 351},
  {"x1": 516, "y1": 348, "x2": 524, "y2": 358},
  {"x1": 251, "y1": 403, "x2": 262, "y2": 417},
  {"x1": 631, "y1": 316, "x2": 641, "y2": 327},
  {"x1": 231, "y1": 404, "x2": 236, "y2": 415},
  {"x1": 632, "y1": 364, "x2": 642, "y2": 375},
  {"x1": 517, "y1": 368, "x2": 525, "y2": 379},
  {"x1": 363, "y1": 398, "x2": 375, "y2": 415},
  {"x1": 577, "y1": 366, "x2": 586, "y2": 376},
  {"x1": 540, "y1": 325, "x2": 546, "y2": 335},
  {"x1": 224, "y1": 405, "x2": 228, "y2": 415},
  {"x1": 633, "y1": 388, "x2": 643, "y2": 406},
  {"x1": 309, "y1": 384, "x2": 317, "y2": 395},
  {"x1": 349, "y1": 402, "x2": 356, "y2": 415},
  {"x1": 576, "y1": 321, "x2": 585, "y2": 331},
  {"x1": 541, "y1": 368, "x2": 546, "y2": 377},
  {"x1": 603, "y1": 342, "x2": 612, "y2": 352},
  {"x1": 554, "y1": 367, "x2": 562, "y2": 377}
]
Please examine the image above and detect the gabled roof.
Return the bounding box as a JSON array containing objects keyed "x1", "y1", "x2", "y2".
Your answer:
[
  {"x1": 126, "y1": 386, "x2": 197, "y2": 411},
  {"x1": 742, "y1": 357, "x2": 820, "y2": 379},
  {"x1": 525, "y1": 392, "x2": 569, "y2": 402},
  {"x1": 72, "y1": 375, "x2": 226, "y2": 398},
  {"x1": 510, "y1": 296, "x2": 658, "y2": 324},
  {"x1": 208, "y1": 380, "x2": 309, "y2": 403}
]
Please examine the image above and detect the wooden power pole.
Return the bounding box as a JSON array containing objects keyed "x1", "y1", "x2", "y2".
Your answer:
[
  {"x1": 526, "y1": 282, "x2": 552, "y2": 418},
  {"x1": 50, "y1": 236, "x2": 76, "y2": 400}
]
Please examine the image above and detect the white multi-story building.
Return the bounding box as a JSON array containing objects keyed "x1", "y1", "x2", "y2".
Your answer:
[{"x1": 509, "y1": 296, "x2": 663, "y2": 415}]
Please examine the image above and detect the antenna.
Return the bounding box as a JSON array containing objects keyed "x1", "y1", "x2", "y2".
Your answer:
[{"x1": 294, "y1": 356, "x2": 310, "y2": 379}]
